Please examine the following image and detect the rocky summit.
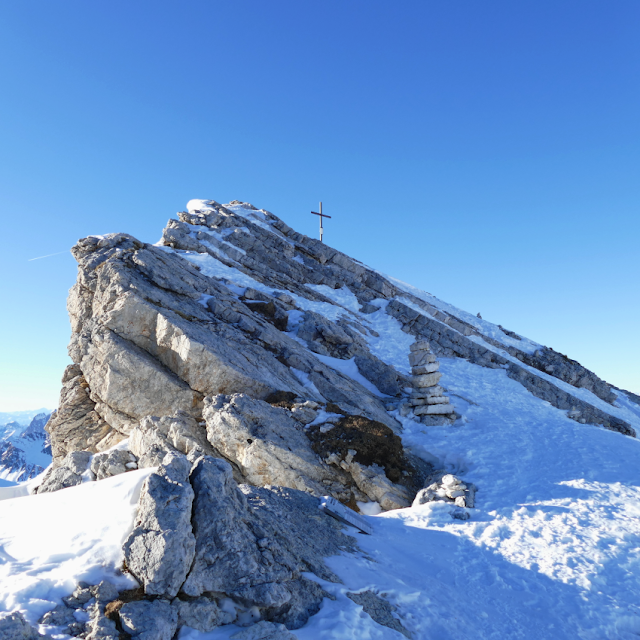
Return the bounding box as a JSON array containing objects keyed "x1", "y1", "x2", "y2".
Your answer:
[{"x1": 1, "y1": 199, "x2": 639, "y2": 639}]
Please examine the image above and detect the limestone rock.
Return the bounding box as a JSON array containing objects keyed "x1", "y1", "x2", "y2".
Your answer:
[
  {"x1": 413, "y1": 474, "x2": 476, "y2": 509},
  {"x1": 119, "y1": 600, "x2": 178, "y2": 640},
  {"x1": 129, "y1": 411, "x2": 218, "y2": 469},
  {"x1": 353, "y1": 354, "x2": 404, "y2": 397},
  {"x1": 413, "y1": 404, "x2": 455, "y2": 416},
  {"x1": 173, "y1": 597, "x2": 226, "y2": 632},
  {"x1": 411, "y1": 386, "x2": 444, "y2": 398},
  {"x1": 90, "y1": 449, "x2": 137, "y2": 480},
  {"x1": 37, "y1": 450, "x2": 91, "y2": 494},
  {"x1": 203, "y1": 394, "x2": 331, "y2": 495},
  {"x1": 85, "y1": 608, "x2": 119, "y2": 640},
  {"x1": 182, "y1": 457, "x2": 353, "y2": 627},
  {"x1": 39, "y1": 604, "x2": 76, "y2": 628},
  {"x1": 408, "y1": 351, "x2": 436, "y2": 367},
  {"x1": 0, "y1": 611, "x2": 51, "y2": 639},
  {"x1": 122, "y1": 453, "x2": 196, "y2": 598},
  {"x1": 345, "y1": 460, "x2": 411, "y2": 510},
  {"x1": 62, "y1": 582, "x2": 94, "y2": 608},
  {"x1": 81, "y1": 326, "x2": 201, "y2": 434},
  {"x1": 181, "y1": 456, "x2": 290, "y2": 602},
  {"x1": 411, "y1": 363, "x2": 439, "y2": 375},
  {"x1": 412, "y1": 372, "x2": 442, "y2": 388},
  {"x1": 45, "y1": 365, "x2": 113, "y2": 464}
]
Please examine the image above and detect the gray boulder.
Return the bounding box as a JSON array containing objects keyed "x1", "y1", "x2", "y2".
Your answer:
[
  {"x1": 90, "y1": 449, "x2": 137, "y2": 480},
  {"x1": 181, "y1": 456, "x2": 286, "y2": 601},
  {"x1": 119, "y1": 600, "x2": 178, "y2": 640},
  {"x1": 130, "y1": 411, "x2": 216, "y2": 469},
  {"x1": 181, "y1": 457, "x2": 353, "y2": 627},
  {"x1": 37, "y1": 450, "x2": 91, "y2": 494},
  {"x1": 203, "y1": 394, "x2": 332, "y2": 495},
  {"x1": 84, "y1": 608, "x2": 119, "y2": 640},
  {"x1": 122, "y1": 453, "x2": 196, "y2": 598},
  {"x1": 173, "y1": 597, "x2": 229, "y2": 632},
  {"x1": 39, "y1": 604, "x2": 76, "y2": 628},
  {"x1": 0, "y1": 612, "x2": 50, "y2": 639}
]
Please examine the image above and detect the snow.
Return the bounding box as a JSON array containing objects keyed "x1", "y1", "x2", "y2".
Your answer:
[
  {"x1": 0, "y1": 468, "x2": 153, "y2": 624},
  {"x1": 359, "y1": 300, "x2": 416, "y2": 376},
  {"x1": 290, "y1": 368, "x2": 324, "y2": 401},
  {"x1": 304, "y1": 284, "x2": 361, "y2": 313},
  {"x1": 464, "y1": 333, "x2": 640, "y2": 432},
  {"x1": 386, "y1": 272, "x2": 541, "y2": 355},
  {"x1": 224, "y1": 203, "x2": 294, "y2": 245},
  {"x1": 313, "y1": 354, "x2": 390, "y2": 397},
  {"x1": 160, "y1": 246, "x2": 359, "y2": 325},
  {"x1": 186, "y1": 199, "x2": 217, "y2": 213},
  {"x1": 181, "y1": 221, "x2": 248, "y2": 256}
]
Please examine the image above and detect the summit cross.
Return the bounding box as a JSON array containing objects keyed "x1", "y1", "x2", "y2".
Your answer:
[{"x1": 310, "y1": 202, "x2": 331, "y2": 243}]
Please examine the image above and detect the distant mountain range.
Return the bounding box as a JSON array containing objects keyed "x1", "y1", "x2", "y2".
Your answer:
[{"x1": 0, "y1": 411, "x2": 52, "y2": 484}]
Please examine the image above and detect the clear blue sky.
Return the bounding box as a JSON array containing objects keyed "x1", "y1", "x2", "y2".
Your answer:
[{"x1": 0, "y1": 0, "x2": 638, "y2": 411}]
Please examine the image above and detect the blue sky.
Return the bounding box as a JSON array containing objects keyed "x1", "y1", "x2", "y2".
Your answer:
[{"x1": 0, "y1": 1, "x2": 638, "y2": 411}]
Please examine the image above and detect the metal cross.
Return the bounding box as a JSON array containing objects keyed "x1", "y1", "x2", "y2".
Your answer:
[{"x1": 311, "y1": 202, "x2": 331, "y2": 243}]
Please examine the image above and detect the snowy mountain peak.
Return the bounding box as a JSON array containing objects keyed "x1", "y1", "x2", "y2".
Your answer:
[{"x1": 1, "y1": 199, "x2": 639, "y2": 640}]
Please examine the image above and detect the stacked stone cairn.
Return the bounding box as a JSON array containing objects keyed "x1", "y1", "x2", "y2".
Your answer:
[{"x1": 409, "y1": 340, "x2": 456, "y2": 425}]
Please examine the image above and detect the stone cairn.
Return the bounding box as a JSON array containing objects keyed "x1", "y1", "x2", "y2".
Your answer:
[{"x1": 409, "y1": 340, "x2": 456, "y2": 425}]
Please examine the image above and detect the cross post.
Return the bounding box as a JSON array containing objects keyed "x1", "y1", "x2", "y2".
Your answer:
[{"x1": 310, "y1": 202, "x2": 332, "y2": 242}]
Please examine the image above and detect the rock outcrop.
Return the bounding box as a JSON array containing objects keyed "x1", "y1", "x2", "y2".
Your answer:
[
  {"x1": 46, "y1": 198, "x2": 633, "y2": 481},
  {"x1": 25, "y1": 197, "x2": 639, "y2": 639},
  {"x1": 0, "y1": 611, "x2": 50, "y2": 639},
  {"x1": 120, "y1": 453, "x2": 354, "y2": 633}
]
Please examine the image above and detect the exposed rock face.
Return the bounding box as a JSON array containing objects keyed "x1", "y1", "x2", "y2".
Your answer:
[
  {"x1": 47, "y1": 198, "x2": 633, "y2": 484},
  {"x1": 123, "y1": 453, "x2": 196, "y2": 598},
  {"x1": 115, "y1": 453, "x2": 354, "y2": 638},
  {"x1": 36, "y1": 197, "x2": 640, "y2": 639},
  {"x1": 203, "y1": 394, "x2": 332, "y2": 495},
  {"x1": 118, "y1": 453, "x2": 354, "y2": 634},
  {"x1": 204, "y1": 394, "x2": 414, "y2": 510},
  {"x1": 183, "y1": 457, "x2": 342, "y2": 614},
  {"x1": 45, "y1": 364, "x2": 113, "y2": 464},
  {"x1": 173, "y1": 597, "x2": 227, "y2": 632}
]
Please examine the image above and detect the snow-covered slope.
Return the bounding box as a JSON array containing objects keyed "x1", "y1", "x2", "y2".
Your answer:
[
  {"x1": 2, "y1": 200, "x2": 639, "y2": 639},
  {"x1": 0, "y1": 412, "x2": 52, "y2": 484}
]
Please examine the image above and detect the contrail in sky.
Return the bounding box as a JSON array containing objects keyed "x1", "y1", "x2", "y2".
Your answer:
[{"x1": 27, "y1": 251, "x2": 69, "y2": 262}]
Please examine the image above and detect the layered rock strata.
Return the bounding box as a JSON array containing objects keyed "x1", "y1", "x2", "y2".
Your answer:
[{"x1": 45, "y1": 197, "x2": 635, "y2": 492}]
